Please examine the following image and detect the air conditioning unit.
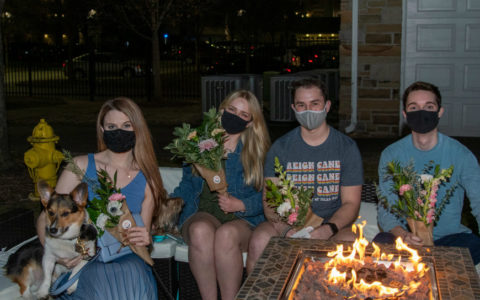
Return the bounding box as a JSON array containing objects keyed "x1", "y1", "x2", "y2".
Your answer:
[
  {"x1": 269, "y1": 70, "x2": 339, "y2": 122},
  {"x1": 269, "y1": 75, "x2": 299, "y2": 122},
  {"x1": 201, "y1": 74, "x2": 263, "y2": 112}
]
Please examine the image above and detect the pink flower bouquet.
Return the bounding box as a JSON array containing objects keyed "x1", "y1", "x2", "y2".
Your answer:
[
  {"x1": 378, "y1": 160, "x2": 457, "y2": 245},
  {"x1": 165, "y1": 108, "x2": 228, "y2": 195}
]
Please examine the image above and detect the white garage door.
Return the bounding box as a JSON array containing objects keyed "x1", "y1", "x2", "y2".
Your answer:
[{"x1": 402, "y1": 0, "x2": 480, "y2": 136}]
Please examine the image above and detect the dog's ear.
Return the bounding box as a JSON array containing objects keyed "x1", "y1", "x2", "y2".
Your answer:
[
  {"x1": 71, "y1": 182, "x2": 89, "y2": 207},
  {"x1": 38, "y1": 180, "x2": 53, "y2": 208}
]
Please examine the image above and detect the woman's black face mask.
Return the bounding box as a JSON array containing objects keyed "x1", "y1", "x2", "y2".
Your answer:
[
  {"x1": 405, "y1": 110, "x2": 439, "y2": 134},
  {"x1": 221, "y1": 110, "x2": 250, "y2": 134},
  {"x1": 103, "y1": 129, "x2": 136, "y2": 153}
]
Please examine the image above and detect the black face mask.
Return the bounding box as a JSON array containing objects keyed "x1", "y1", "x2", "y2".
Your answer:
[
  {"x1": 221, "y1": 110, "x2": 250, "y2": 134},
  {"x1": 406, "y1": 110, "x2": 439, "y2": 134},
  {"x1": 103, "y1": 129, "x2": 136, "y2": 153}
]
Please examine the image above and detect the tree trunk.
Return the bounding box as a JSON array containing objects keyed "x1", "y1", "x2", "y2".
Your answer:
[
  {"x1": 0, "y1": 0, "x2": 12, "y2": 171},
  {"x1": 151, "y1": 29, "x2": 162, "y2": 102}
]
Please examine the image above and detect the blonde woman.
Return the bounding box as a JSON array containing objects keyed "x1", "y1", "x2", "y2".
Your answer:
[
  {"x1": 172, "y1": 90, "x2": 270, "y2": 300},
  {"x1": 36, "y1": 97, "x2": 167, "y2": 299}
]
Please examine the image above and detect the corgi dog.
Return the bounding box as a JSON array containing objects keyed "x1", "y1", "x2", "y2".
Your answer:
[{"x1": 4, "y1": 180, "x2": 97, "y2": 299}]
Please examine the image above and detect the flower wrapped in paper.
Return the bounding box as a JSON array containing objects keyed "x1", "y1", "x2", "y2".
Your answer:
[
  {"x1": 165, "y1": 108, "x2": 228, "y2": 195},
  {"x1": 377, "y1": 160, "x2": 457, "y2": 246},
  {"x1": 265, "y1": 157, "x2": 323, "y2": 232}
]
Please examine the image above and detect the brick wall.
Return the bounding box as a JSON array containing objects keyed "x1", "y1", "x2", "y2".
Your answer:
[{"x1": 339, "y1": 0, "x2": 402, "y2": 137}]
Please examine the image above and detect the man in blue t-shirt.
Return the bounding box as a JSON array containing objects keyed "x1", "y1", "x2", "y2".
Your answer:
[
  {"x1": 246, "y1": 78, "x2": 364, "y2": 273},
  {"x1": 374, "y1": 81, "x2": 480, "y2": 264}
]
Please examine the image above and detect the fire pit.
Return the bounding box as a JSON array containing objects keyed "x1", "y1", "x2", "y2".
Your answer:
[
  {"x1": 281, "y1": 223, "x2": 438, "y2": 299},
  {"x1": 282, "y1": 249, "x2": 437, "y2": 299},
  {"x1": 237, "y1": 233, "x2": 480, "y2": 299}
]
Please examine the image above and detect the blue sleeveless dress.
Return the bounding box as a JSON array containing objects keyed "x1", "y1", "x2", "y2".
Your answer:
[{"x1": 58, "y1": 154, "x2": 158, "y2": 300}]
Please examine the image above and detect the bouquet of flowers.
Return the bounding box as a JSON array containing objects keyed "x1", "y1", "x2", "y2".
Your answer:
[
  {"x1": 86, "y1": 170, "x2": 123, "y2": 237},
  {"x1": 64, "y1": 151, "x2": 153, "y2": 266},
  {"x1": 378, "y1": 160, "x2": 457, "y2": 245},
  {"x1": 265, "y1": 157, "x2": 323, "y2": 231},
  {"x1": 165, "y1": 108, "x2": 228, "y2": 195}
]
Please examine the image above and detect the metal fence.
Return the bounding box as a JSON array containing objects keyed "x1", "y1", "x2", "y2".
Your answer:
[
  {"x1": 4, "y1": 58, "x2": 201, "y2": 101},
  {"x1": 4, "y1": 41, "x2": 339, "y2": 102}
]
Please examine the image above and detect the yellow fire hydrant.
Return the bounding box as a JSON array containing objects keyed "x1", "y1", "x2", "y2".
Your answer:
[{"x1": 24, "y1": 119, "x2": 64, "y2": 200}]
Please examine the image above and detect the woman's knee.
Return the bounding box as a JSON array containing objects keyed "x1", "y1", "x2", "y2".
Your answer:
[
  {"x1": 216, "y1": 221, "x2": 251, "y2": 250},
  {"x1": 187, "y1": 221, "x2": 216, "y2": 247}
]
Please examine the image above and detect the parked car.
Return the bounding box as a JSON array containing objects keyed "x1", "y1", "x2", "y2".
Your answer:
[{"x1": 62, "y1": 52, "x2": 146, "y2": 79}]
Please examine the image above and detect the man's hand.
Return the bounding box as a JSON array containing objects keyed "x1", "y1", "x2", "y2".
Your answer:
[
  {"x1": 310, "y1": 224, "x2": 334, "y2": 240},
  {"x1": 402, "y1": 232, "x2": 423, "y2": 246},
  {"x1": 391, "y1": 226, "x2": 423, "y2": 246}
]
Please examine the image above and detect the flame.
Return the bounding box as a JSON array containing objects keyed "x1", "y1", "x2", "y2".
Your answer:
[{"x1": 321, "y1": 220, "x2": 429, "y2": 298}]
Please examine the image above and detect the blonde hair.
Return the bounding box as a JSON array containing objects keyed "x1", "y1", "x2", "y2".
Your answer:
[
  {"x1": 96, "y1": 97, "x2": 167, "y2": 217},
  {"x1": 219, "y1": 90, "x2": 270, "y2": 190}
]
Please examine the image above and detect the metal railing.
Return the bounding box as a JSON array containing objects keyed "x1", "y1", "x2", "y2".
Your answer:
[
  {"x1": 4, "y1": 41, "x2": 339, "y2": 102},
  {"x1": 4, "y1": 59, "x2": 201, "y2": 101}
]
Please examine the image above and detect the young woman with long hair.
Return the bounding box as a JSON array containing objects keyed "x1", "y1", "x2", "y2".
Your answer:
[
  {"x1": 172, "y1": 90, "x2": 270, "y2": 300},
  {"x1": 36, "y1": 97, "x2": 167, "y2": 299}
]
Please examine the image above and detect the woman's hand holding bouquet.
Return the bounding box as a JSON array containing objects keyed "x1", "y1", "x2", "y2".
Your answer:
[{"x1": 265, "y1": 157, "x2": 323, "y2": 238}]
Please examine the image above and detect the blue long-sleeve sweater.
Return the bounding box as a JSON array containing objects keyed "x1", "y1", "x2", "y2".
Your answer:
[{"x1": 377, "y1": 133, "x2": 480, "y2": 240}]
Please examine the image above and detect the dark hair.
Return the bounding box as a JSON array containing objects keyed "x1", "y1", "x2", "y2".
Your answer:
[
  {"x1": 291, "y1": 78, "x2": 328, "y2": 102},
  {"x1": 402, "y1": 81, "x2": 442, "y2": 110}
]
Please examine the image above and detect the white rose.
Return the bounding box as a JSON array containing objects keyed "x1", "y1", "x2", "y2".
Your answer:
[
  {"x1": 420, "y1": 174, "x2": 434, "y2": 183},
  {"x1": 277, "y1": 201, "x2": 292, "y2": 217},
  {"x1": 96, "y1": 213, "x2": 110, "y2": 230},
  {"x1": 107, "y1": 201, "x2": 124, "y2": 216}
]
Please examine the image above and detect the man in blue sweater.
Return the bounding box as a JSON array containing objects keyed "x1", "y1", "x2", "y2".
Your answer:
[{"x1": 375, "y1": 81, "x2": 480, "y2": 264}]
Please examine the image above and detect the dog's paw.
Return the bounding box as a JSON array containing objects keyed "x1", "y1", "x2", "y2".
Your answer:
[
  {"x1": 35, "y1": 283, "x2": 50, "y2": 299},
  {"x1": 67, "y1": 280, "x2": 79, "y2": 294},
  {"x1": 21, "y1": 288, "x2": 35, "y2": 300}
]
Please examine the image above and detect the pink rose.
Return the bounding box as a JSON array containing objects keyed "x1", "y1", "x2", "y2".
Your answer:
[
  {"x1": 288, "y1": 212, "x2": 298, "y2": 225},
  {"x1": 426, "y1": 208, "x2": 435, "y2": 224},
  {"x1": 108, "y1": 193, "x2": 125, "y2": 202},
  {"x1": 198, "y1": 138, "x2": 218, "y2": 153},
  {"x1": 399, "y1": 184, "x2": 412, "y2": 196}
]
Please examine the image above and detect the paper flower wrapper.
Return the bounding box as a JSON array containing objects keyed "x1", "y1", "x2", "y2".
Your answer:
[
  {"x1": 407, "y1": 218, "x2": 434, "y2": 246},
  {"x1": 300, "y1": 207, "x2": 324, "y2": 231},
  {"x1": 193, "y1": 163, "x2": 228, "y2": 196},
  {"x1": 106, "y1": 202, "x2": 154, "y2": 266}
]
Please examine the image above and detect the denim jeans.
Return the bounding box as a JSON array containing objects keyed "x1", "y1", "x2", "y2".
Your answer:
[{"x1": 373, "y1": 232, "x2": 480, "y2": 265}]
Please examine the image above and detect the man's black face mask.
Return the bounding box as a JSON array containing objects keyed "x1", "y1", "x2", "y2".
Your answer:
[{"x1": 405, "y1": 110, "x2": 439, "y2": 134}]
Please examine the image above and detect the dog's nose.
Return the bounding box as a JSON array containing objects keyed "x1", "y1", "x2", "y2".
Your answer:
[{"x1": 49, "y1": 227, "x2": 58, "y2": 234}]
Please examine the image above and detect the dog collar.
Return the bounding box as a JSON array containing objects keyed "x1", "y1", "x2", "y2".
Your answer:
[{"x1": 74, "y1": 238, "x2": 95, "y2": 260}]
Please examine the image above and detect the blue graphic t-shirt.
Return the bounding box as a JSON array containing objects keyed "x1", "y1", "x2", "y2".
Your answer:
[{"x1": 264, "y1": 127, "x2": 363, "y2": 220}]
